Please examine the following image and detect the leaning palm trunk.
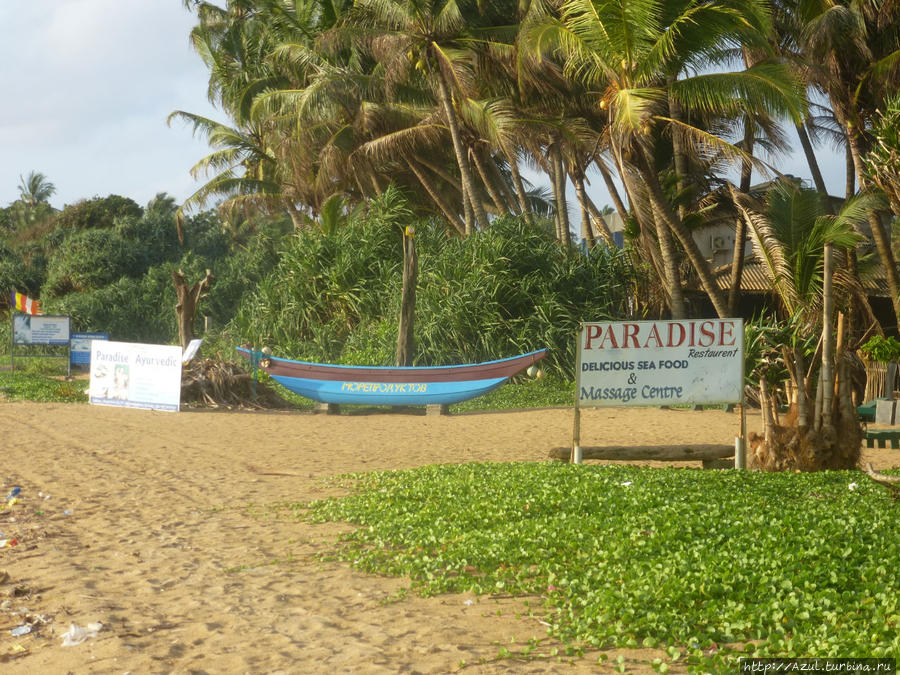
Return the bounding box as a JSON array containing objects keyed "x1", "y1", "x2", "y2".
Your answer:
[
  {"x1": 502, "y1": 146, "x2": 532, "y2": 223},
  {"x1": 795, "y1": 122, "x2": 828, "y2": 195},
  {"x1": 638, "y1": 146, "x2": 727, "y2": 318},
  {"x1": 595, "y1": 159, "x2": 630, "y2": 224},
  {"x1": 617, "y1": 158, "x2": 681, "y2": 315},
  {"x1": 405, "y1": 155, "x2": 466, "y2": 234},
  {"x1": 434, "y1": 66, "x2": 487, "y2": 234},
  {"x1": 471, "y1": 147, "x2": 508, "y2": 215},
  {"x1": 584, "y1": 194, "x2": 616, "y2": 247}
]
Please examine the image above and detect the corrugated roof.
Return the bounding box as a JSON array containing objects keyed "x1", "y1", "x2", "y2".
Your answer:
[{"x1": 706, "y1": 260, "x2": 890, "y2": 296}]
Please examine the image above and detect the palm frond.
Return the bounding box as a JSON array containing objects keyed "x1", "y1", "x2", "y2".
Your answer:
[{"x1": 731, "y1": 186, "x2": 800, "y2": 315}]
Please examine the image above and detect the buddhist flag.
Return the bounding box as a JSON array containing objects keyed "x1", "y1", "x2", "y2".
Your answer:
[{"x1": 11, "y1": 291, "x2": 41, "y2": 315}]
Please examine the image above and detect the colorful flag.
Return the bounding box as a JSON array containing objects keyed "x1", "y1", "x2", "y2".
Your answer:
[{"x1": 11, "y1": 291, "x2": 41, "y2": 315}]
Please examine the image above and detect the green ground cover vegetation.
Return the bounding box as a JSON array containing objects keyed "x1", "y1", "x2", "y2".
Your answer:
[{"x1": 303, "y1": 463, "x2": 900, "y2": 669}]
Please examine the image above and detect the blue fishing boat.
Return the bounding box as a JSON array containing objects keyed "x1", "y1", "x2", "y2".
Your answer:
[{"x1": 237, "y1": 346, "x2": 547, "y2": 406}]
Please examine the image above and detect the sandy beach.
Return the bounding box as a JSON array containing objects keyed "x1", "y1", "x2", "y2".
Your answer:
[{"x1": 1, "y1": 401, "x2": 897, "y2": 673}]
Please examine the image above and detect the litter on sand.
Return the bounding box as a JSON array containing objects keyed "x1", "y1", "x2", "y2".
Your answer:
[{"x1": 60, "y1": 622, "x2": 103, "y2": 646}]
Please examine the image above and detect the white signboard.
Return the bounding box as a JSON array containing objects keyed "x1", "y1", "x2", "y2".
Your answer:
[
  {"x1": 70, "y1": 332, "x2": 109, "y2": 367},
  {"x1": 89, "y1": 341, "x2": 183, "y2": 412},
  {"x1": 182, "y1": 338, "x2": 203, "y2": 364},
  {"x1": 577, "y1": 319, "x2": 744, "y2": 407},
  {"x1": 12, "y1": 315, "x2": 70, "y2": 345}
]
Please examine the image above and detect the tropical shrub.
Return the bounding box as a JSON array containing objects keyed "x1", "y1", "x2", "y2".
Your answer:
[
  {"x1": 52, "y1": 195, "x2": 142, "y2": 231},
  {"x1": 230, "y1": 204, "x2": 401, "y2": 356},
  {"x1": 43, "y1": 229, "x2": 139, "y2": 297},
  {"x1": 859, "y1": 335, "x2": 900, "y2": 364},
  {"x1": 52, "y1": 264, "x2": 178, "y2": 343},
  {"x1": 231, "y1": 210, "x2": 637, "y2": 377}
]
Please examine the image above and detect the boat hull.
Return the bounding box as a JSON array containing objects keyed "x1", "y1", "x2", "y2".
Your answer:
[
  {"x1": 237, "y1": 347, "x2": 547, "y2": 406},
  {"x1": 270, "y1": 373, "x2": 509, "y2": 405}
]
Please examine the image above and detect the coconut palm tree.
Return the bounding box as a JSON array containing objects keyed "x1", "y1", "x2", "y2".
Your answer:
[
  {"x1": 17, "y1": 171, "x2": 55, "y2": 207},
  {"x1": 786, "y1": 0, "x2": 900, "y2": 319},
  {"x1": 345, "y1": 0, "x2": 499, "y2": 233},
  {"x1": 865, "y1": 93, "x2": 900, "y2": 218},
  {"x1": 524, "y1": 0, "x2": 805, "y2": 318}
]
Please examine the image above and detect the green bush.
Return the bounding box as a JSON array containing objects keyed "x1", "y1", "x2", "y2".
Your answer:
[
  {"x1": 860, "y1": 335, "x2": 900, "y2": 363},
  {"x1": 53, "y1": 195, "x2": 142, "y2": 231},
  {"x1": 52, "y1": 264, "x2": 178, "y2": 343},
  {"x1": 43, "y1": 228, "x2": 139, "y2": 297}
]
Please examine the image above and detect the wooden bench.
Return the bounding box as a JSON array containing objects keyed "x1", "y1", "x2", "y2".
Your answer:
[
  {"x1": 864, "y1": 429, "x2": 900, "y2": 449},
  {"x1": 857, "y1": 401, "x2": 877, "y2": 422},
  {"x1": 549, "y1": 444, "x2": 734, "y2": 468}
]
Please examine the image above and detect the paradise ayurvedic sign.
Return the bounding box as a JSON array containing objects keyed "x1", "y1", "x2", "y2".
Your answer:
[{"x1": 577, "y1": 319, "x2": 744, "y2": 407}]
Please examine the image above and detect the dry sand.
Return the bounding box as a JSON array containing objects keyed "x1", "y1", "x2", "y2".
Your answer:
[{"x1": 0, "y1": 402, "x2": 897, "y2": 674}]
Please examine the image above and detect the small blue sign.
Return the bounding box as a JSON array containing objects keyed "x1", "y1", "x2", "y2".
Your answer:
[{"x1": 70, "y1": 332, "x2": 109, "y2": 366}]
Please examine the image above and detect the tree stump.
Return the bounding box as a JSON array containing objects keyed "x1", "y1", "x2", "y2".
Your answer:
[{"x1": 173, "y1": 268, "x2": 214, "y2": 350}]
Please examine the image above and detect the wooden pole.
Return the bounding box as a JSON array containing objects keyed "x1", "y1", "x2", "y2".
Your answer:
[
  {"x1": 735, "y1": 399, "x2": 747, "y2": 469},
  {"x1": 821, "y1": 242, "x2": 834, "y2": 427},
  {"x1": 572, "y1": 325, "x2": 584, "y2": 464}
]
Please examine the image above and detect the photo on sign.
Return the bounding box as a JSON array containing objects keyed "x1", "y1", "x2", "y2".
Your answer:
[
  {"x1": 92, "y1": 362, "x2": 131, "y2": 400},
  {"x1": 13, "y1": 315, "x2": 31, "y2": 344}
]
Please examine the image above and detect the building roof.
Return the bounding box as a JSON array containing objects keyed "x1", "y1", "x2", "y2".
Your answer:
[{"x1": 707, "y1": 259, "x2": 890, "y2": 296}]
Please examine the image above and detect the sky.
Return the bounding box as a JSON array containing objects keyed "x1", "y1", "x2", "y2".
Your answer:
[
  {"x1": 0, "y1": 1, "x2": 848, "y2": 215},
  {"x1": 0, "y1": 1, "x2": 219, "y2": 210}
]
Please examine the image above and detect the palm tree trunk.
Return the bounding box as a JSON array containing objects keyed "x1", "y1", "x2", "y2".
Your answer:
[
  {"x1": 795, "y1": 122, "x2": 828, "y2": 195},
  {"x1": 821, "y1": 243, "x2": 834, "y2": 428},
  {"x1": 584, "y1": 193, "x2": 616, "y2": 247},
  {"x1": 794, "y1": 347, "x2": 809, "y2": 429},
  {"x1": 630, "y1": 148, "x2": 686, "y2": 318},
  {"x1": 418, "y1": 157, "x2": 462, "y2": 192},
  {"x1": 434, "y1": 65, "x2": 487, "y2": 234},
  {"x1": 847, "y1": 125, "x2": 900, "y2": 320},
  {"x1": 668, "y1": 81, "x2": 690, "y2": 219},
  {"x1": 502, "y1": 145, "x2": 531, "y2": 222},
  {"x1": 551, "y1": 144, "x2": 572, "y2": 246},
  {"x1": 486, "y1": 151, "x2": 520, "y2": 215},
  {"x1": 728, "y1": 118, "x2": 755, "y2": 316},
  {"x1": 639, "y1": 146, "x2": 729, "y2": 318},
  {"x1": 572, "y1": 168, "x2": 596, "y2": 249},
  {"x1": 614, "y1": 151, "x2": 679, "y2": 312},
  {"x1": 285, "y1": 203, "x2": 306, "y2": 230},
  {"x1": 461, "y1": 180, "x2": 475, "y2": 234},
  {"x1": 845, "y1": 142, "x2": 855, "y2": 198},
  {"x1": 471, "y1": 147, "x2": 508, "y2": 215},
  {"x1": 596, "y1": 159, "x2": 629, "y2": 223}
]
